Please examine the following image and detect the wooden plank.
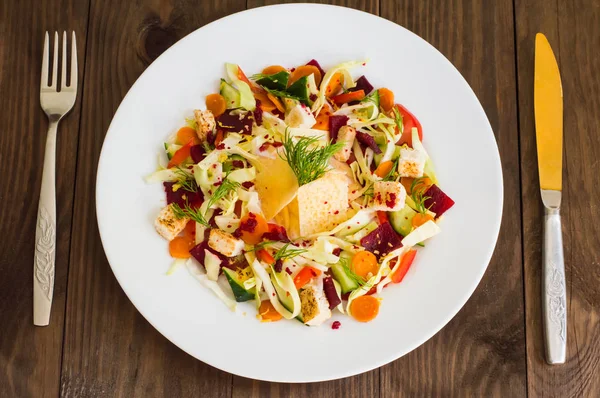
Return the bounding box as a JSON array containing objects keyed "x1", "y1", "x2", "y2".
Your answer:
[
  {"x1": 0, "y1": 1, "x2": 90, "y2": 397},
  {"x1": 232, "y1": 0, "x2": 380, "y2": 396},
  {"x1": 59, "y1": 1, "x2": 246, "y2": 397},
  {"x1": 515, "y1": 0, "x2": 600, "y2": 396},
  {"x1": 378, "y1": 1, "x2": 528, "y2": 396}
]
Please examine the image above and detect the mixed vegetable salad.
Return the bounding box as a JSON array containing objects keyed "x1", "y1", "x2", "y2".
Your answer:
[{"x1": 147, "y1": 60, "x2": 455, "y2": 327}]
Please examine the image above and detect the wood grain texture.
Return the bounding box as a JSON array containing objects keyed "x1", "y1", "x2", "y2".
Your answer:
[
  {"x1": 378, "y1": 1, "x2": 528, "y2": 396},
  {"x1": 232, "y1": 1, "x2": 380, "y2": 397},
  {"x1": 0, "y1": 1, "x2": 89, "y2": 397},
  {"x1": 515, "y1": 0, "x2": 600, "y2": 396},
  {"x1": 59, "y1": 1, "x2": 245, "y2": 397}
]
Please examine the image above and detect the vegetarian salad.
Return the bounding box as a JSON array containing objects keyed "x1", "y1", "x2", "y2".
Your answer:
[{"x1": 147, "y1": 60, "x2": 455, "y2": 327}]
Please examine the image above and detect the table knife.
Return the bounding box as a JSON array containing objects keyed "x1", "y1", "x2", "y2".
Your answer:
[{"x1": 534, "y1": 33, "x2": 567, "y2": 365}]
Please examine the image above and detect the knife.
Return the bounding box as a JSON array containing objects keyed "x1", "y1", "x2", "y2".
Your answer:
[{"x1": 534, "y1": 33, "x2": 567, "y2": 365}]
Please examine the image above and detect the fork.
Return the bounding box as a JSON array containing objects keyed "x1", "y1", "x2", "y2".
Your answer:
[{"x1": 34, "y1": 31, "x2": 77, "y2": 326}]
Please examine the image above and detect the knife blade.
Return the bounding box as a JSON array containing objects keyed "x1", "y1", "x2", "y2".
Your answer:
[{"x1": 534, "y1": 32, "x2": 567, "y2": 365}]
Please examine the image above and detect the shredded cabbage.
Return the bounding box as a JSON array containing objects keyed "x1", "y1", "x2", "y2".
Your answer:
[
  {"x1": 352, "y1": 141, "x2": 378, "y2": 184},
  {"x1": 402, "y1": 220, "x2": 441, "y2": 247},
  {"x1": 243, "y1": 277, "x2": 256, "y2": 290},
  {"x1": 262, "y1": 112, "x2": 287, "y2": 135},
  {"x1": 411, "y1": 127, "x2": 438, "y2": 184},
  {"x1": 332, "y1": 279, "x2": 345, "y2": 314},
  {"x1": 250, "y1": 259, "x2": 295, "y2": 319},
  {"x1": 204, "y1": 249, "x2": 221, "y2": 281},
  {"x1": 185, "y1": 260, "x2": 237, "y2": 311},
  {"x1": 293, "y1": 256, "x2": 329, "y2": 273},
  {"x1": 270, "y1": 265, "x2": 301, "y2": 318},
  {"x1": 302, "y1": 209, "x2": 375, "y2": 238},
  {"x1": 145, "y1": 168, "x2": 181, "y2": 183},
  {"x1": 228, "y1": 167, "x2": 256, "y2": 183},
  {"x1": 318, "y1": 236, "x2": 363, "y2": 254},
  {"x1": 333, "y1": 101, "x2": 379, "y2": 123},
  {"x1": 225, "y1": 63, "x2": 256, "y2": 111},
  {"x1": 214, "y1": 214, "x2": 240, "y2": 234},
  {"x1": 312, "y1": 60, "x2": 367, "y2": 115},
  {"x1": 237, "y1": 188, "x2": 262, "y2": 215}
]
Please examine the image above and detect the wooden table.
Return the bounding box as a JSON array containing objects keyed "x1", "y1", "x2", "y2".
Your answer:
[{"x1": 1, "y1": 0, "x2": 598, "y2": 396}]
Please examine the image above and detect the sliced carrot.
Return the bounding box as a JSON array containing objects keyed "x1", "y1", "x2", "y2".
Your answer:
[
  {"x1": 237, "y1": 66, "x2": 252, "y2": 86},
  {"x1": 267, "y1": 93, "x2": 285, "y2": 113},
  {"x1": 169, "y1": 236, "x2": 193, "y2": 259},
  {"x1": 351, "y1": 251, "x2": 379, "y2": 279},
  {"x1": 259, "y1": 300, "x2": 282, "y2": 322},
  {"x1": 239, "y1": 213, "x2": 269, "y2": 245},
  {"x1": 205, "y1": 93, "x2": 227, "y2": 117},
  {"x1": 412, "y1": 212, "x2": 434, "y2": 228},
  {"x1": 293, "y1": 266, "x2": 322, "y2": 289},
  {"x1": 257, "y1": 248, "x2": 275, "y2": 265},
  {"x1": 313, "y1": 106, "x2": 332, "y2": 131},
  {"x1": 378, "y1": 88, "x2": 395, "y2": 112},
  {"x1": 167, "y1": 140, "x2": 194, "y2": 168},
  {"x1": 288, "y1": 65, "x2": 322, "y2": 87},
  {"x1": 376, "y1": 211, "x2": 388, "y2": 225},
  {"x1": 325, "y1": 72, "x2": 344, "y2": 97},
  {"x1": 331, "y1": 90, "x2": 365, "y2": 106},
  {"x1": 350, "y1": 295, "x2": 380, "y2": 322},
  {"x1": 183, "y1": 220, "x2": 196, "y2": 239},
  {"x1": 254, "y1": 91, "x2": 277, "y2": 112},
  {"x1": 176, "y1": 126, "x2": 199, "y2": 146},
  {"x1": 214, "y1": 130, "x2": 224, "y2": 146},
  {"x1": 374, "y1": 160, "x2": 394, "y2": 178},
  {"x1": 391, "y1": 249, "x2": 417, "y2": 283},
  {"x1": 262, "y1": 65, "x2": 286, "y2": 75},
  {"x1": 400, "y1": 177, "x2": 415, "y2": 194}
]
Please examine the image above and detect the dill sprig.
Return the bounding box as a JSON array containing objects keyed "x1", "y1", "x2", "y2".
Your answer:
[
  {"x1": 382, "y1": 157, "x2": 400, "y2": 182},
  {"x1": 280, "y1": 130, "x2": 344, "y2": 186},
  {"x1": 250, "y1": 240, "x2": 276, "y2": 251},
  {"x1": 392, "y1": 106, "x2": 403, "y2": 134},
  {"x1": 362, "y1": 183, "x2": 374, "y2": 198},
  {"x1": 410, "y1": 177, "x2": 432, "y2": 214},
  {"x1": 206, "y1": 176, "x2": 240, "y2": 210},
  {"x1": 171, "y1": 203, "x2": 209, "y2": 227},
  {"x1": 340, "y1": 258, "x2": 366, "y2": 286},
  {"x1": 273, "y1": 243, "x2": 307, "y2": 261},
  {"x1": 174, "y1": 167, "x2": 198, "y2": 192}
]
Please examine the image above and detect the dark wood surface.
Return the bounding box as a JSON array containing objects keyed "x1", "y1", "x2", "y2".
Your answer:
[{"x1": 0, "y1": 0, "x2": 598, "y2": 397}]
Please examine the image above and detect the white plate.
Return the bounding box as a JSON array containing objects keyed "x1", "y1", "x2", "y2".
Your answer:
[{"x1": 96, "y1": 4, "x2": 502, "y2": 382}]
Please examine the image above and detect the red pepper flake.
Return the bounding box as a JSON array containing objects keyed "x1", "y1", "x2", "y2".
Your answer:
[
  {"x1": 242, "y1": 181, "x2": 254, "y2": 189},
  {"x1": 386, "y1": 193, "x2": 397, "y2": 208},
  {"x1": 227, "y1": 225, "x2": 231, "y2": 229},
  {"x1": 214, "y1": 181, "x2": 223, "y2": 187},
  {"x1": 324, "y1": 201, "x2": 328, "y2": 204},
  {"x1": 334, "y1": 210, "x2": 339, "y2": 215},
  {"x1": 272, "y1": 142, "x2": 283, "y2": 148},
  {"x1": 240, "y1": 213, "x2": 258, "y2": 233},
  {"x1": 290, "y1": 67, "x2": 296, "y2": 72},
  {"x1": 332, "y1": 321, "x2": 341, "y2": 330},
  {"x1": 232, "y1": 160, "x2": 244, "y2": 168},
  {"x1": 309, "y1": 94, "x2": 317, "y2": 101},
  {"x1": 310, "y1": 270, "x2": 317, "y2": 277},
  {"x1": 332, "y1": 248, "x2": 342, "y2": 256},
  {"x1": 285, "y1": 267, "x2": 292, "y2": 275},
  {"x1": 259, "y1": 143, "x2": 269, "y2": 151},
  {"x1": 272, "y1": 292, "x2": 276, "y2": 297},
  {"x1": 216, "y1": 143, "x2": 225, "y2": 150}
]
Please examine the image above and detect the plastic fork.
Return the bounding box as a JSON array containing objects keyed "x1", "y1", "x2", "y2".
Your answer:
[{"x1": 34, "y1": 31, "x2": 77, "y2": 326}]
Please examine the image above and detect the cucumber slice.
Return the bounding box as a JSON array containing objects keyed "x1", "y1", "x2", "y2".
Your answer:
[
  {"x1": 256, "y1": 71, "x2": 289, "y2": 90},
  {"x1": 223, "y1": 267, "x2": 255, "y2": 302},
  {"x1": 389, "y1": 205, "x2": 417, "y2": 237},
  {"x1": 220, "y1": 79, "x2": 241, "y2": 109},
  {"x1": 286, "y1": 75, "x2": 315, "y2": 106},
  {"x1": 164, "y1": 143, "x2": 182, "y2": 160},
  {"x1": 225, "y1": 63, "x2": 256, "y2": 111},
  {"x1": 273, "y1": 274, "x2": 305, "y2": 323},
  {"x1": 331, "y1": 261, "x2": 359, "y2": 294}
]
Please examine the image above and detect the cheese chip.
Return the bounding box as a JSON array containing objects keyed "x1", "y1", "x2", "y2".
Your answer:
[{"x1": 254, "y1": 155, "x2": 299, "y2": 221}]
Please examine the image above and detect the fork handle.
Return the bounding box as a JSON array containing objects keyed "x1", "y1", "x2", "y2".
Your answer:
[
  {"x1": 34, "y1": 120, "x2": 58, "y2": 326},
  {"x1": 542, "y1": 206, "x2": 567, "y2": 364}
]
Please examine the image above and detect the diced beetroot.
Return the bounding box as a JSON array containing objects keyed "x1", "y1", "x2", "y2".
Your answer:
[
  {"x1": 262, "y1": 223, "x2": 290, "y2": 242},
  {"x1": 253, "y1": 99, "x2": 263, "y2": 126},
  {"x1": 186, "y1": 189, "x2": 204, "y2": 210},
  {"x1": 323, "y1": 276, "x2": 341, "y2": 309},
  {"x1": 331, "y1": 321, "x2": 341, "y2": 330},
  {"x1": 424, "y1": 184, "x2": 455, "y2": 218},
  {"x1": 274, "y1": 259, "x2": 283, "y2": 273},
  {"x1": 329, "y1": 115, "x2": 348, "y2": 142},
  {"x1": 164, "y1": 182, "x2": 186, "y2": 207},
  {"x1": 345, "y1": 152, "x2": 357, "y2": 165},
  {"x1": 189, "y1": 241, "x2": 248, "y2": 272},
  {"x1": 360, "y1": 222, "x2": 403, "y2": 258},
  {"x1": 190, "y1": 144, "x2": 207, "y2": 163},
  {"x1": 306, "y1": 59, "x2": 325, "y2": 77},
  {"x1": 350, "y1": 75, "x2": 374, "y2": 95},
  {"x1": 355, "y1": 131, "x2": 382, "y2": 154},
  {"x1": 216, "y1": 110, "x2": 253, "y2": 135}
]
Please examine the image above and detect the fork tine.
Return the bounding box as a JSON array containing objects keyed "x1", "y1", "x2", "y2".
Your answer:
[
  {"x1": 61, "y1": 32, "x2": 67, "y2": 89},
  {"x1": 41, "y1": 32, "x2": 49, "y2": 88},
  {"x1": 51, "y1": 32, "x2": 59, "y2": 88},
  {"x1": 70, "y1": 31, "x2": 78, "y2": 91}
]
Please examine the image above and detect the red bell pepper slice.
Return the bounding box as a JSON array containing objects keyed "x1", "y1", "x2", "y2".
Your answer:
[
  {"x1": 167, "y1": 139, "x2": 195, "y2": 168},
  {"x1": 391, "y1": 249, "x2": 417, "y2": 284},
  {"x1": 395, "y1": 104, "x2": 423, "y2": 147}
]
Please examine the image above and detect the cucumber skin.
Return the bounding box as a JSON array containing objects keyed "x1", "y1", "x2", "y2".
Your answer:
[
  {"x1": 223, "y1": 268, "x2": 254, "y2": 302},
  {"x1": 331, "y1": 262, "x2": 359, "y2": 294},
  {"x1": 389, "y1": 205, "x2": 417, "y2": 237}
]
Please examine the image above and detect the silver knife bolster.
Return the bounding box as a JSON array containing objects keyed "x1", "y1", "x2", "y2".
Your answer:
[{"x1": 541, "y1": 189, "x2": 567, "y2": 364}]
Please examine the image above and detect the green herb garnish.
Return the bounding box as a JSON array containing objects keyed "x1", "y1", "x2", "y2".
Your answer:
[
  {"x1": 382, "y1": 157, "x2": 400, "y2": 182},
  {"x1": 340, "y1": 258, "x2": 366, "y2": 286},
  {"x1": 206, "y1": 175, "x2": 241, "y2": 210},
  {"x1": 280, "y1": 130, "x2": 344, "y2": 186},
  {"x1": 392, "y1": 106, "x2": 403, "y2": 134},
  {"x1": 273, "y1": 243, "x2": 307, "y2": 261},
  {"x1": 171, "y1": 203, "x2": 209, "y2": 227},
  {"x1": 410, "y1": 177, "x2": 432, "y2": 214},
  {"x1": 362, "y1": 183, "x2": 374, "y2": 198},
  {"x1": 174, "y1": 167, "x2": 198, "y2": 192}
]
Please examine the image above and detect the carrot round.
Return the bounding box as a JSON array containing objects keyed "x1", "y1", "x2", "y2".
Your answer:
[
  {"x1": 374, "y1": 160, "x2": 394, "y2": 178},
  {"x1": 378, "y1": 88, "x2": 395, "y2": 112},
  {"x1": 331, "y1": 89, "x2": 365, "y2": 106},
  {"x1": 412, "y1": 212, "x2": 434, "y2": 228},
  {"x1": 288, "y1": 65, "x2": 322, "y2": 87},
  {"x1": 262, "y1": 65, "x2": 286, "y2": 75},
  {"x1": 169, "y1": 236, "x2": 193, "y2": 259},
  {"x1": 350, "y1": 295, "x2": 380, "y2": 322},
  {"x1": 176, "y1": 126, "x2": 199, "y2": 146},
  {"x1": 254, "y1": 91, "x2": 277, "y2": 112},
  {"x1": 326, "y1": 72, "x2": 343, "y2": 97},
  {"x1": 239, "y1": 213, "x2": 269, "y2": 245},
  {"x1": 351, "y1": 251, "x2": 379, "y2": 279},
  {"x1": 259, "y1": 300, "x2": 282, "y2": 322},
  {"x1": 205, "y1": 93, "x2": 227, "y2": 117}
]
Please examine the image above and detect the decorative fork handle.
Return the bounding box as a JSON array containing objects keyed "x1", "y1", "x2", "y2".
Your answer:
[
  {"x1": 34, "y1": 120, "x2": 58, "y2": 326},
  {"x1": 542, "y1": 192, "x2": 567, "y2": 364}
]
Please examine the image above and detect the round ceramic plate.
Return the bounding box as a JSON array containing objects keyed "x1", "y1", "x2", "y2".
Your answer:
[{"x1": 96, "y1": 4, "x2": 502, "y2": 382}]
